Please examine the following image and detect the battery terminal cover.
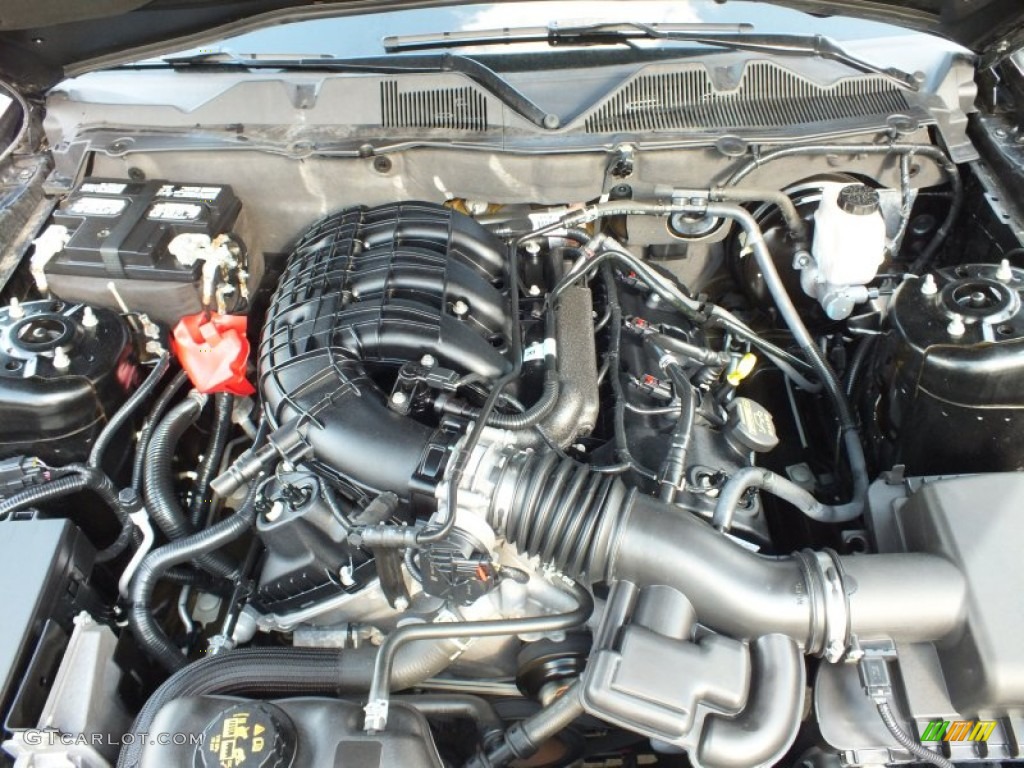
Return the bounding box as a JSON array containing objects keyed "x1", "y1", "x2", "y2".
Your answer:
[{"x1": 172, "y1": 312, "x2": 255, "y2": 396}]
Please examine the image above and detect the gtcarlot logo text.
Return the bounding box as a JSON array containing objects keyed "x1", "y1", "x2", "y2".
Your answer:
[{"x1": 20, "y1": 730, "x2": 205, "y2": 747}]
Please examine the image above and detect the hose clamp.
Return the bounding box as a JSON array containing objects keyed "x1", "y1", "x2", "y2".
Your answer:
[{"x1": 800, "y1": 548, "x2": 850, "y2": 662}]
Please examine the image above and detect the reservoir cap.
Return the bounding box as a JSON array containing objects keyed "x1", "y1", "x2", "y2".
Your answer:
[
  {"x1": 197, "y1": 702, "x2": 296, "y2": 768},
  {"x1": 837, "y1": 184, "x2": 880, "y2": 216}
]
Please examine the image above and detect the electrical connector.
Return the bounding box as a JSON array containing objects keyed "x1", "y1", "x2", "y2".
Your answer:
[
  {"x1": 855, "y1": 638, "x2": 898, "y2": 702},
  {"x1": 0, "y1": 456, "x2": 50, "y2": 500}
]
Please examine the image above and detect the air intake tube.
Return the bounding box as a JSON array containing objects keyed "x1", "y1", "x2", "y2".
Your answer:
[
  {"x1": 257, "y1": 203, "x2": 513, "y2": 497},
  {"x1": 491, "y1": 452, "x2": 966, "y2": 655}
]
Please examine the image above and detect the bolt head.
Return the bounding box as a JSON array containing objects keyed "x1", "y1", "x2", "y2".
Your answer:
[
  {"x1": 394, "y1": 596, "x2": 410, "y2": 612},
  {"x1": 81, "y1": 306, "x2": 98, "y2": 328},
  {"x1": 947, "y1": 314, "x2": 966, "y2": 338},
  {"x1": 420, "y1": 354, "x2": 437, "y2": 369},
  {"x1": 920, "y1": 274, "x2": 938, "y2": 296},
  {"x1": 391, "y1": 391, "x2": 408, "y2": 406},
  {"x1": 52, "y1": 347, "x2": 70, "y2": 370},
  {"x1": 996, "y1": 259, "x2": 1014, "y2": 282}
]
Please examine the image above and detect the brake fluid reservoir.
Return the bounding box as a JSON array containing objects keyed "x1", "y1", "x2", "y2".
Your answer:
[
  {"x1": 811, "y1": 183, "x2": 886, "y2": 286},
  {"x1": 800, "y1": 184, "x2": 887, "y2": 319}
]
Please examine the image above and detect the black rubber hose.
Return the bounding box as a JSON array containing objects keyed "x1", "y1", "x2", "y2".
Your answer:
[
  {"x1": 657, "y1": 365, "x2": 696, "y2": 504},
  {"x1": 132, "y1": 369, "x2": 190, "y2": 492},
  {"x1": 844, "y1": 335, "x2": 877, "y2": 397},
  {"x1": 876, "y1": 701, "x2": 955, "y2": 768},
  {"x1": 129, "y1": 483, "x2": 259, "y2": 672},
  {"x1": 143, "y1": 394, "x2": 235, "y2": 578},
  {"x1": 394, "y1": 694, "x2": 504, "y2": 746},
  {"x1": 88, "y1": 352, "x2": 171, "y2": 471},
  {"x1": 161, "y1": 566, "x2": 233, "y2": 596},
  {"x1": 0, "y1": 465, "x2": 134, "y2": 562},
  {"x1": 468, "y1": 683, "x2": 585, "y2": 768},
  {"x1": 189, "y1": 393, "x2": 235, "y2": 528}
]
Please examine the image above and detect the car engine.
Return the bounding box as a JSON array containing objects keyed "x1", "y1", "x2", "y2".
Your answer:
[{"x1": 1, "y1": 53, "x2": 1023, "y2": 768}]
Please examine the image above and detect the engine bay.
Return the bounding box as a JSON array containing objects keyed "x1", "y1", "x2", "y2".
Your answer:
[{"x1": 1, "y1": 53, "x2": 1023, "y2": 767}]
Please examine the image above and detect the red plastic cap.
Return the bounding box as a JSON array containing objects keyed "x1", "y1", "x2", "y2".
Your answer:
[{"x1": 172, "y1": 312, "x2": 256, "y2": 396}]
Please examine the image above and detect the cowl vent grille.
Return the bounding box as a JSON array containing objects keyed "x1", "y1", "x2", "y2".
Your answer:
[
  {"x1": 584, "y1": 61, "x2": 910, "y2": 133},
  {"x1": 381, "y1": 80, "x2": 489, "y2": 130}
]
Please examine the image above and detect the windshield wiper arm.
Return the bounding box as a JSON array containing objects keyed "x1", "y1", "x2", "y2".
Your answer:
[
  {"x1": 384, "y1": 22, "x2": 920, "y2": 90},
  {"x1": 139, "y1": 52, "x2": 551, "y2": 126}
]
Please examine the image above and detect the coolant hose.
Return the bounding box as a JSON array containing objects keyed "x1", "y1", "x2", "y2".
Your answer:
[
  {"x1": 88, "y1": 351, "x2": 171, "y2": 471},
  {"x1": 189, "y1": 392, "x2": 235, "y2": 527},
  {"x1": 132, "y1": 369, "x2": 189, "y2": 492},
  {"x1": 129, "y1": 484, "x2": 259, "y2": 672},
  {"x1": 161, "y1": 566, "x2": 233, "y2": 596},
  {"x1": 117, "y1": 641, "x2": 477, "y2": 768},
  {"x1": 469, "y1": 682, "x2": 586, "y2": 768},
  {"x1": 394, "y1": 694, "x2": 504, "y2": 746},
  {"x1": 143, "y1": 393, "x2": 235, "y2": 578}
]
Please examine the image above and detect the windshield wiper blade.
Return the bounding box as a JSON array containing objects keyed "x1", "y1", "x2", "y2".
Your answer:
[
  {"x1": 384, "y1": 22, "x2": 751, "y2": 51},
  {"x1": 384, "y1": 22, "x2": 920, "y2": 91}
]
